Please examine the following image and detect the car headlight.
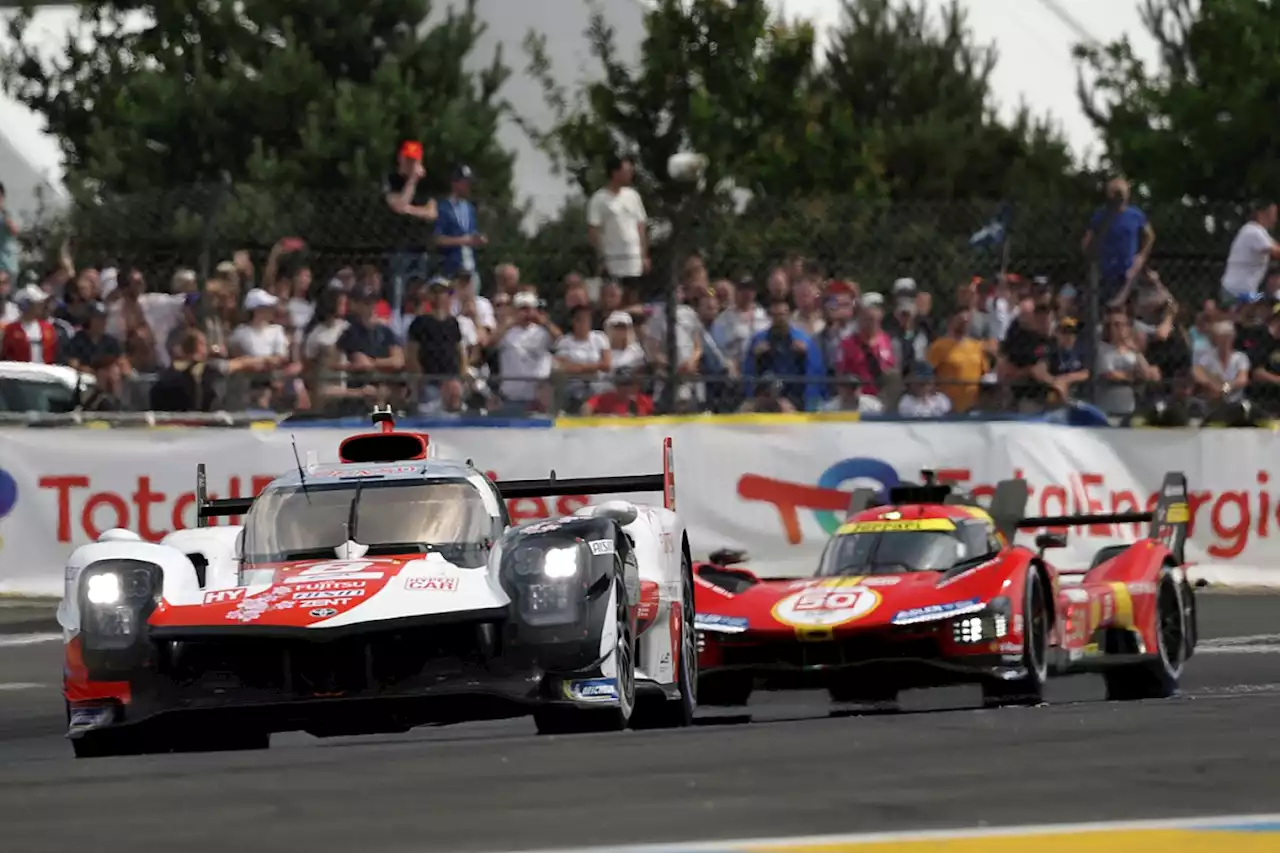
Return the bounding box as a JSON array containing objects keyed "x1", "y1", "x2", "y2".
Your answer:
[
  {"x1": 951, "y1": 597, "x2": 1011, "y2": 645},
  {"x1": 502, "y1": 541, "x2": 588, "y2": 627},
  {"x1": 542, "y1": 547, "x2": 580, "y2": 579},
  {"x1": 79, "y1": 561, "x2": 161, "y2": 650}
]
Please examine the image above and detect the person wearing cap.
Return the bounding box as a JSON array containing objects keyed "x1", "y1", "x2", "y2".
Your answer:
[
  {"x1": 385, "y1": 141, "x2": 438, "y2": 304},
  {"x1": 835, "y1": 291, "x2": 895, "y2": 397},
  {"x1": 820, "y1": 375, "x2": 883, "y2": 415},
  {"x1": 587, "y1": 154, "x2": 650, "y2": 286},
  {"x1": 66, "y1": 301, "x2": 124, "y2": 374},
  {"x1": 738, "y1": 371, "x2": 797, "y2": 414},
  {"x1": 1, "y1": 284, "x2": 58, "y2": 363},
  {"x1": 1045, "y1": 315, "x2": 1090, "y2": 405},
  {"x1": 229, "y1": 288, "x2": 297, "y2": 408},
  {"x1": 897, "y1": 363, "x2": 952, "y2": 418},
  {"x1": 336, "y1": 281, "x2": 405, "y2": 382},
  {"x1": 582, "y1": 367, "x2": 655, "y2": 416},
  {"x1": 885, "y1": 280, "x2": 931, "y2": 377},
  {"x1": 604, "y1": 309, "x2": 646, "y2": 373},
  {"x1": 406, "y1": 277, "x2": 467, "y2": 395},
  {"x1": 495, "y1": 290, "x2": 555, "y2": 407},
  {"x1": 435, "y1": 164, "x2": 486, "y2": 279}
]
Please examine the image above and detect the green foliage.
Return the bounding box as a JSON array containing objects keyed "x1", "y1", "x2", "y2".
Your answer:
[{"x1": 1, "y1": 0, "x2": 522, "y2": 267}]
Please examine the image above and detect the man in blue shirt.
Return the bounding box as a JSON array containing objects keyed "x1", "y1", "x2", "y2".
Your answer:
[
  {"x1": 1082, "y1": 177, "x2": 1155, "y2": 307},
  {"x1": 434, "y1": 165, "x2": 486, "y2": 280},
  {"x1": 741, "y1": 298, "x2": 825, "y2": 410}
]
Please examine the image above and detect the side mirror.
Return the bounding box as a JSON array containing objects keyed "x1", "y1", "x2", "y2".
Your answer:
[
  {"x1": 1035, "y1": 532, "x2": 1067, "y2": 551},
  {"x1": 709, "y1": 548, "x2": 747, "y2": 567}
]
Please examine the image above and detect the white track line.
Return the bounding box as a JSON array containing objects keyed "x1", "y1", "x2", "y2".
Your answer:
[
  {"x1": 1198, "y1": 634, "x2": 1280, "y2": 654},
  {"x1": 490, "y1": 813, "x2": 1280, "y2": 853},
  {"x1": 0, "y1": 632, "x2": 60, "y2": 648},
  {"x1": 0, "y1": 682, "x2": 45, "y2": 691}
]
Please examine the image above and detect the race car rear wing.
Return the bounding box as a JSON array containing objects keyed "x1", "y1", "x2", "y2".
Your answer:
[
  {"x1": 1015, "y1": 471, "x2": 1189, "y2": 564},
  {"x1": 494, "y1": 437, "x2": 677, "y2": 511}
]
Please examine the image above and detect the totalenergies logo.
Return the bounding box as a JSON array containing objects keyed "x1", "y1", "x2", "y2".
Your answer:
[
  {"x1": 0, "y1": 468, "x2": 16, "y2": 555},
  {"x1": 739, "y1": 458, "x2": 903, "y2": 544}
]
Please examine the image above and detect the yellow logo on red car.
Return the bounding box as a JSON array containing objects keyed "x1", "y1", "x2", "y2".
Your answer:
[
  {"x1": 837, "y1": 518, "x2": 956, "y2": 534},
  {"x1": 772, "y1": 577, "x2": 883, "y2": 628}
]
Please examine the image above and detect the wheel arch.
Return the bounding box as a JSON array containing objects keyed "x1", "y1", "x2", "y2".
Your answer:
[{"x1": 1030, "y1": 557, "x2": 1056, "y2": 631}]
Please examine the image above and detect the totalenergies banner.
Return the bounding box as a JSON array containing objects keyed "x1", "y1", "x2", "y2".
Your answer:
[{"x1": 0, "y1": 422, "x2": 1274, "y2": 595}]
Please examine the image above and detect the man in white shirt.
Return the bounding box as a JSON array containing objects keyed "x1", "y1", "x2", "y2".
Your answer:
[
  {"x1": 496, "y1": 291, "x2": 554, "y2": 405},
  {"x1": 1222, "y1": 200, "x2": 1280, "y2": 303},
  {"x1": 587, "y1": 155, "x2": 650, "y2": 288}
]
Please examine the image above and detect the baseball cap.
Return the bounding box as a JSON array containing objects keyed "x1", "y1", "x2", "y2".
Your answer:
[
  {"x1": 399, "y1": 141, "x2": 423, "y2": 161},
  {"x1": 861, "y1": 292, "x2": 884, "y2": 308},
  {"x1": 605, "y1": 310, "x2": 633, "y2": 327},
  {"x1": 892, "y1": 277, "x2": 917, "y2": 295},
  {"x1": 243, "y1": 288, "x2": 279, "y2": 311},
  {"x1": 513, "y1": 291, "x2": 539, "y2": 309},
  {"x1": 1059, "y1": 316, "x2": 1080, "y2": 332},
  {"x1": 429, "y1": 276, "x2": 452, "y2": 290},
  {"x1": 452, "y1": 164, "x2": 474, "y2": 182},
  {"x1": 14, "y1": 284, "x2": 48, "y2": 306}
]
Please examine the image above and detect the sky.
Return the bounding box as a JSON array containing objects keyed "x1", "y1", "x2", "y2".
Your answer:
[{"x1": 0, "y1": 0, "x2": 1161, "y2": 190}]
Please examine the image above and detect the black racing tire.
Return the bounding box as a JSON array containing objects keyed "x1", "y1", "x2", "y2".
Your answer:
[
  {"x1": 697, "y1": 673, "x2": 754, "y2": 708},
  {"x1": 535, "y1": 577, "x2": 636, "y2": 735},
  {"x1": 1103, "y1": 571, "x2": 1186, "y2": 701},
  {"x1": 631, "y1": 549, "x2": 698, "y2": 729},
  {"x1": 983, "y1": 567, "x2": 1049, "y2": 708}
]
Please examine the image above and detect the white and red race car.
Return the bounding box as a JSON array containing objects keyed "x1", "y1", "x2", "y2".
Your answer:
[{"x1": 59, "y1": 409, "x2": 696, "y2": 757}]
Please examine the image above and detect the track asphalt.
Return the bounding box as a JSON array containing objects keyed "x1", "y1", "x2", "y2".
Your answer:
[{"x1": 1, "y1": 592, "x2": 1278, "y2": 853}]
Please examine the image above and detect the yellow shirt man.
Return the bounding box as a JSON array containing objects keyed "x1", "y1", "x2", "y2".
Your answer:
[{"x1": 928, "y1": 335, "x2": 987, "y2": 413}]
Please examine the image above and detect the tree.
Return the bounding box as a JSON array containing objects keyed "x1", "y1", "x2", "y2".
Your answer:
[
  {"x1": 1, "y1": 0, "x2": 521, "y2": 272},
  {"x1": 1076, "y1": 0, "x2": 1280, "y2": 206}
]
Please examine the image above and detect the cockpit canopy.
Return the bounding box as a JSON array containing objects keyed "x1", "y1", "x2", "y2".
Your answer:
[{"x1": 817, "y1": 515, "x2": 1002, "y2": 577}]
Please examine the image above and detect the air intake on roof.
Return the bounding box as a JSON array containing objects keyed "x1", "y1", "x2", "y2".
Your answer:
[{"x1": 338, "y1": 433, "x2": 428, "y2": 464}]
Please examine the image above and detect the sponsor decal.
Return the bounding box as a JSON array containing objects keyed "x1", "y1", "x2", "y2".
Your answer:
[
  {"x1": 588, "y1": 539, "x2": 615, "y2": 556},
  {"x1": 996, "y1": 641, "x2": 1022, "y2": 654},
  {"x1": 890, "y1": 598, "x2": 984, "y2": 625},
  {"x1": 1164, "y1": 483, "x2": 1186, "y2": 498},
  {"x1": 1165, "y1": 501, "x2": 1189, "y2": 524},
  {"x1": 204, "y1": 588, "x2": 246, "y2": 605},
  {"x1": 1128, "y1": 581, "x2": 1157, "y2": 595},
  {"x1": 293, "y1": 589, "x2": 364, "y2": 600},
  {"x1": 310, "y1": 466, "x2": 417, "y2": 478},
  {"x1": 310, "y1": 608, "x2": 339, "y2": 618},
  {"x1": 773, "y1": 579, "x2": 883, "y2": 628},
  {"x1": 564, "y1": 678, "x2": 618, "y2": 703},
  {"x1": 522, "y1": 520, "x2": 567, "y2": 535},
  {"x1": 694, "y1": 613, "x2": 749, "y2": 632},
  {"x1": 224, "y1": 585, "x2": 296, "y2": 622},
  {"x1": 859, "y1": 576, "x2": 901, "y2": 587},
  {"x1": 838, "y1": 518, "x2": 957, "y2": 534},
  {"x1": 405, "y1": 576, "x2": 459, "y2": 591},
  {"x1": 291, "y1": 580, "x2": 367, "y2": 592}
]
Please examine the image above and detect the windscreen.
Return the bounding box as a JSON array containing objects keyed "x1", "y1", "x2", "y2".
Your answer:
[
  {"x1": 817, "y1": 519, "x2": 969, "y2": 576},
  {"x1": 243, "y1": 478, "x2": 493, "y2": 563}
]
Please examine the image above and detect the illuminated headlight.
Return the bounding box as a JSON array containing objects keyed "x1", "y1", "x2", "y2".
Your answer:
[
  {"x1": 951, "y1": 608, "x2": 1010, "y2": 645},
  {"x1": 542, "y1": 547, "x2": 579, "y2": 579},
  {"x1": 504, "y1": 543, "x2": 587, "y2": 627},
  {"x1": 86, "y1": 573, "x2": 122, "y2": 606}
]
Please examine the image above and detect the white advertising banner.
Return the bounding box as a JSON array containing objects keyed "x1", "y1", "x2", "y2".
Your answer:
[{"x1": 0, "y1": 422, "x2": 1274, "y2": 596}]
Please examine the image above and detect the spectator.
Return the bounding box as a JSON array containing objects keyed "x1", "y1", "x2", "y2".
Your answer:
[
  {"x1": 79, "y1": 353, "x2": 125, "y2": 412},
  {"x1": 604, "y1": 311, "x2": 646, "y2": 374},
  {"x1": 57, "y1": 267, "x2": 101, "y2": 329},
  {"x1": 821, "y1": 376, "x2": 884, "y2": 414},
  {"x1": 1142, "y1": 300, "x2": 1193, "y2": 405},
  {"x1": 1082, "y1": 177, "x2": 1155, "y2": 307},
  {"x1": 149, "y1": 330, "x2": 223, "y2": 412},
  {"x1": 644, "y1": 280, "x2": 702, "y2": 409},
  {"x1": 105, "y1": 267, "x2": 184, "y2": 371},
  {"x1": 0, "y1": 181, "x2": 18, "y2": 281},
  {"x1": 551, "y1": 273, "x2": 592, "y2": 330},
  {"x1": 302, "y1": 286, "x2": 351, "y2": 411},
  {"x1": 1, "y1": 284, "x2": 57, "y2": 363},
  {"x1": 231, "y1": 288, "x2": 297, "y2": 411},
  {"x1": 594, "y1": 278, "x2": 627, "y2": 328},
  {"x1": 0, "y1": 268, "x2": 16, "y2": 325},
  {"x1": 451, "y1": 269, "x2": 495, "y2": 332},
  {"x1": 588, "y1": 154, "x2": 650, "y2": 288},
  {"x1": 384, "y1": 140, "x2": 439, "y2": 290},
  {"x1": 554, "y1": 304, "x2": 611, "y2": 411},
  {"x1": 886, "y1": 281, "x2": 930, "y2": 376},
  {"x1": 390, "y1": 276, "x2": 428, "y2": 342},
  {"x1": 495, "y1": 291, "x2": 554, "y2": 408},
  {"x1": 711, "y1": 276, "x2": 769, "y2": 369},
  {"x1": 163, "y1": 293, "x2": 203, "y2": 365},
  {"x1": 743, "y1": 298, "x2": 825, "y2": 411},
  {"x1": 419, "y1": 376, "x2": 474, "y2": 417},
  {"x1": 738, "y1": 373, "x2": 797, "y2": 413},
  {"x1": 897, "y1": 364, "x2": 952, "y2": 418},
  {"x1": 1247, "y1": 302, "x2": 1280, "y2": 415},
  {"x1": 816, "y1": 281, "x2": 857, "y2": 371},
  {"x1": 435, "y1": 165, "x2": 485, "y2": 279},
  {"x1": 694, "y1": 288, "x2": 736, "y2": 408},
  {"x1": 335, "y1": 281, "x2": 406, "y2": 407},
  {"x1": 1131, "y1": 269, "x2": 1173, "y2": 336},
  {"x1": 1045, "y1": 316, "x2": 1090, "y2": 404},
  {"x1": 1096, "y1": 310, "x2": 1160, "y2": 418},
  {"x1": 1221, "y1": 201, "x2": 1280, "y2": 304},
  {"x1": 494, "y1": 263, "x2": 521, "y2": 299},
  {"x1": 764, "y1": 267, "x2": 790, "y2": 301},
  {"x1": 791, "y1": 275, "x2": 825, "y2": 338},
  {"x1": 927, "y1": 309, "x2": 986, "y2": 413},
  {"x1": 1193, "y1": 319, "x2": 1249, "y2": 407},
  {"x1": 582, "y1": 368, "x2": 655, "y2": 416},
  {"x1": 836, "y1": 292, "x2": 895, "y2": 397},
  {"x1": 998, "y1": 303, "x2": 1053, "y2": 413},
  {"x1": 406, "y1": 277, "x2": 467, "y2": 394},
  {"x1": 66, "y1": 302, "x2": 123, "y2": 373}
]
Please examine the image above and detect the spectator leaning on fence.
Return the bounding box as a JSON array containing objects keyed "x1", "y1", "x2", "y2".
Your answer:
[
  {"x1": 1082, "y1": 177, "x2": 1156, "y2": 308},
  {"x1": 406, "y1": 277, "x2": 466, "y2": 398},
  {"x1": 496, "y1": 290, "x2": 555, "y2": 409},
  {"x1": 1221, "y1": 200, "x2": 1280, "y2": 304},
  {"x1": 435, "y1": 165, "x2": 485, "y2": 280},
  {"x1": 927, "y1": 308, "x2": 986, "y2": 413},
  {"x1": 1, "y1": 284, "x2": 57, "y2": 364},
  {"x1": 1247, "y1": 301, "x2": 1280, "y2": 415},
  {"x1": 743, "y1": 297, "x2": 824, "y2": 411},
  {"x1": 588, "y1": 154, "x2": 650, "y2": 289},
  {"x1": 1193, "y1": 319, "x2": 1249, "y2": 407}
]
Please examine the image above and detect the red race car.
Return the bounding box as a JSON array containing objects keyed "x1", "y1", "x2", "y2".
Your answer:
[{"x1": 693, "y1": 470, "x2": 1196, "y2": 709}]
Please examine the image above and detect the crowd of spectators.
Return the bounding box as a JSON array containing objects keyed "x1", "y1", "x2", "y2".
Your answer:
[{"x1": 3, "y1": 166, "x2": 1280, "y2": 423}]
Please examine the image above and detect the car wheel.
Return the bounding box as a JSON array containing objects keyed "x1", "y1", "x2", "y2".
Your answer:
[
  {"x1": 535, "y1": 577, "x2": 636, "y2": 735},
  {"x1": 632, "y1": 550, "x2": 698, "y2": 729},
  {"x1": 1103, "y1": 572, "x2": 1185, "y2": 701},
  {"x1": 983, "y1": 568, "x2": 1049, "y2": 708}
]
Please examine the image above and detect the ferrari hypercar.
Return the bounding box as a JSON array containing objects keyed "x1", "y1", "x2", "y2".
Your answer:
[
  {"x1": 59, "y1": 408, "x2": 696, "y2": 757},
  {"x1": 694, "y1": 470, "x2": 1196, "y2": 709}
]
